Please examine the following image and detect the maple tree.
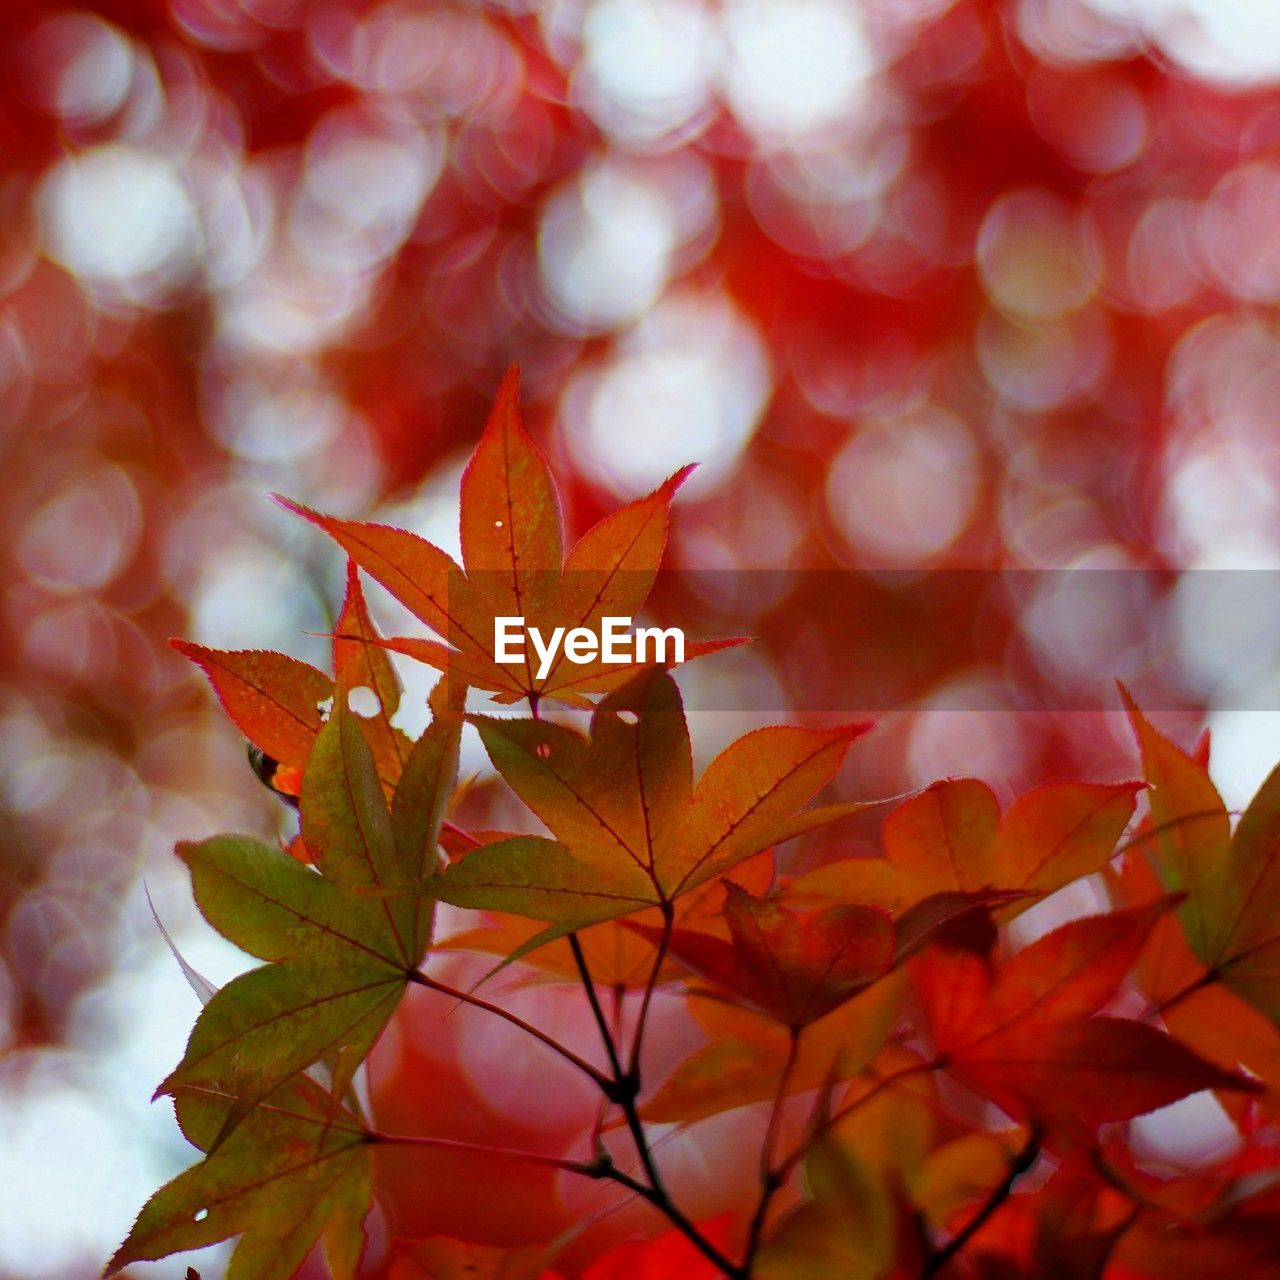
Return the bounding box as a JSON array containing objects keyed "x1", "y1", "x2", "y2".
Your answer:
[{"x1": 113, "y1": 377, "x2": 1280, "y2": 1280}]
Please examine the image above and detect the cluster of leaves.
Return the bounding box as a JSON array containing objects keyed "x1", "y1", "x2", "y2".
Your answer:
[{"x1": 115, "y1": 375, "x2": 1280, "y2": 1280}]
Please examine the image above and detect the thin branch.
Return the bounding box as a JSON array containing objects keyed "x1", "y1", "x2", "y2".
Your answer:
[
  {"x1": 408, "y1": 967, "x2": 610, "y2": 1089},
  {"x1": 1147, "y1": 968, "x2": 1217, "y2": 1020},
  {"x1": 760, "y1": 1027, "x2": 802, "y2": 1181},
  {"x1": 628, "y1": 898, "x2": 674, "y2": 1079},
  {"x1": 743, "y1": 1025, "x2": 802, "y2": 1271},
  {"x1": 1113, "y1": 809, "x2": 1240, "y2": 861},
  {"x1": 774, "y1": 1057, "x2": 939, "y2": 1186},
  {"x1": 922, "y1": 1126, "x2": 1041, "y2": 1277},
  {"x1": 570, "y1": 933, "x2": 626, "y2": 1082},
  {"x1": 442, "y1": 819, "x2": 482, "y2": 849},
  {"x1": 597, "y1": 1162, "x2": 746, "y2": 1278},
  {"x1": 367, "y1": 1129, "x2": 599, "y2": 1174}
]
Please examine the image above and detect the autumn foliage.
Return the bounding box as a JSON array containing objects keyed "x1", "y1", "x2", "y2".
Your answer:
[{"x1": 115, "y1": 377, "x2": 1280, "y2": 1280}]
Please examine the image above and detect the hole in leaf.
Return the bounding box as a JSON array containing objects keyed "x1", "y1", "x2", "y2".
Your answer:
[
  {"x1": 193, "y1": 1207, "x2": 209, "y2": 1222},
  {"x1": 494, "y1": 519, "x2": 504, "y2": 528},
  {"x1": 616, "y1": 710, "x2": 639, "y2": 725},
  {"x1": 347, "y1": 685, "x2": 381, "y2": 718},
  {"x1": 535, "y1": 742, "x2": 552, "y2": 759},
  {"x1": 316, "y1": 695, "x2": 334, "y2": 719}
]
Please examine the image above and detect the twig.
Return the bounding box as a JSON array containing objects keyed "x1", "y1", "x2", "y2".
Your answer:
[
  {"x1": 628, "y1": 898, "x2": 674, "y2": 1078},
  {"x1": 408, "y1": 967, "x2": 610, "y2": 1089},
  {"x1": 570, "y1": 933, "x2": 626, "y2": 1083},
  {"x1": 368, "y1": 1129, "x2": 599, "y2": 1173},
  {"x1": 922, "y1": 1126, "x2": 1041, "y2": 1277},
  {"x1": 569, "y1": 908, "x2": 741, "y2": 1276},
  {"x1": 774, "y1": 1057, "x2": 939, "y2": 1186},
  {"x1": 743, "y1": 1026, "x2": 802, "y2": 1271}
]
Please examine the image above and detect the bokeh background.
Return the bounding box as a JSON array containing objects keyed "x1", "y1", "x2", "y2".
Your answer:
[{"x1": 4, "y1": 0, "x2": 1280, "y2": 1274}]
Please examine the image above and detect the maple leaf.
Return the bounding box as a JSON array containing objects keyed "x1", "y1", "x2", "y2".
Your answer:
[
  {"x1": 633, "y1": 882, "x2": 895, "y2": 1028},
  {"x1": 170, "y1": 640, "x2": 332, "y2": 775},
  {"x1": 108, "y1": 1073, "x2": 372, "y2": 1280},
  {"x1": 915, "y1": 900, "x2": 1260, "y2": 1136},
  {"x1": 1124, "y1": 689, "x2": 1280, "y2": 1025},
  {"x1": 172, "y1": 560, "x2": 413, "y2": 796},
  {"x1": 643, "y1": 975, "x2": 906, "y2": 1125},
  {"x1": 159, "y1": 686, "x2": 461, "y2": 1147},
  {"x1": 636, "y1": 878, "x2": 1021, "y2": 1033},
  {"x1": 885, "y1": 776, "x2": 1143, "y2": 902},
  {"x1": 754, "y1": 1139, "x2": 904, "y2": 1280},
  {"x1": 424, "y1": 668, "x2": 873, "y2": 954},
  {"x1": 790, "y1": 776, "x2": 1142, "y2": 927},
  {"x1": 275, "y1": 367, "x2": 743, "y2": 709},
  {"x1": 438, "y1": 852, "x2": 776, "y2": 990}
]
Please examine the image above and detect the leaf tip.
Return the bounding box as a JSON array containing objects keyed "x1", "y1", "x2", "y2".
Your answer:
[
  {"x1": 836, "y1": 719, "x2": 876, "y2": 744},
  {"x1": 1115, "y1": 680, "x2": 1139, "y2": 714},
  {"x1": 270, "y1": 492, "x2": 315, "y2": 522},
  {"x1": 661, "y1": 463, "x2": 698, "y2": 495}
]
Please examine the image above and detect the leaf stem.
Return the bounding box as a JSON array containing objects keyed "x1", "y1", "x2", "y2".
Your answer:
[
  {"x1": 743, "y1": 1025, "x2": 802, "y2": 1271},
  {"x1": 408, "y1": 967, "x2": 610, "y2": 1089},
  {"x1": 570, "y1": 933, "x2": 627, "y2": 1083},
  {"x1": 628, "y1": 898, "x2": 674, "y2": 1079},
  {"x1": 369, "y1": 1118, "x2": 744, "y2": 1280},
  {"x1": 367, "y1": 1129, "x2": 598, "y2": 1173},
  {"x1": 568, "y1": 912, "x2": 742, "y2": 1276},
  {"x1": 442, "y1": 819, "x2": 482, "y2": 849},
  {"x1": 594, "y1": 1163, "x2": 747, "y2": 1278},
  {"x1": 774, "y1": 1057, "x2": 938, "y2": 1186},
  {"x1": 921, "y1": 1125, "x2": 1040, "y2": 1277},
  {"x1": 1148, "y1": 968, "x2": 1217, "y2": 1019}
]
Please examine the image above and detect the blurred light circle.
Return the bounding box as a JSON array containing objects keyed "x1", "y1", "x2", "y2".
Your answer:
[
  {"x1": 0, "y1": 963, "x2": 12, "y2": 1051},
  {"x1": 976, "y1": 189, "x2": 1101, "y2": 320},
  {"x1": 577, "y1": 0, "x2": 717, "y2": 143},
  {"x1": 825, "y1": 407, "x2": 979, "y2": 565},
  {"x1": 1027, "y1": 70, "x2": 1147, "y2": 174},
  {"x1": 353, "y1": 4, "x2": 520, "y2": 121},
  {"x1": 538, "y1": 160, "x2": 679, "y2": 333},
  {"x1": 17, "y1": 461, "x2": 142, "y2": 593},
  {"x1": 210, "y1": 376, "x2": 346, "y2": 463},
  {"x1": 191, "y1": 163, "x2": 274, "y2": 290},
  {"x1": 747, "y1": 131, "x2": 904, "y2": 259},
  {"x1": 5, "y1": 885, "x2": 115, "y2": 995},
  {"x1": 1201, "y1": 161, "x2": 1280, "y2": 303},
  {"x1": 22, "y1": 11, "x2": 134, "y2": 129},
  {"x1": 560, "y1": 290, "x2": 771, "y2": 497},
  {"x1": 20, "y1": 599, "x2": 118, "y2": 685},
  {"x1": 999, "y1": 482, "x2": 1110, "y2": 567},
  {"x1": 0, "y1": 1057, "x2": 160, "y2": 1279},
  {"x1": 1173, "y1": 570, "x2": 1280, "y2": 695},
  {"x1": 1185, "y1": 320, "x2": 1280, "y2": 466},
  {"x1": 1084, "y1": 0, "x2": 1280, "y2": 86},
  {"x1": 906, "y1": 678, "x2": 1033, "y2": 790},
  {"x1": 1021, "y1": 558, "x2": 1154, "y2": 687},
  {"x1": 192, "y1": 549, "x2": 315, "y2": 650},
  {"x1": 1167, "y1": 443, "x2": 1280, "y2": 568},
  {"x1": 723, "y1": 0, "x2": 876, "y2": 145},
  {"x1": 1126, "y1": 198, "x2": 1202, "y2": 311},
  {"x1": 219, "y1": 258, "x2": 367, "y2": 354},
  {"x1": 297, "y1": 109, "x2": 443, "y2": 273},
  {"x1": 976, "y1": 307, "x2": 1111, "y2": 411},
  {"x1": 39, "y1": 145, "x2": 198, "y2": 299},
  {"x1": 1016, "y1": 0, "x2": 1139, "y2": 67}
]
